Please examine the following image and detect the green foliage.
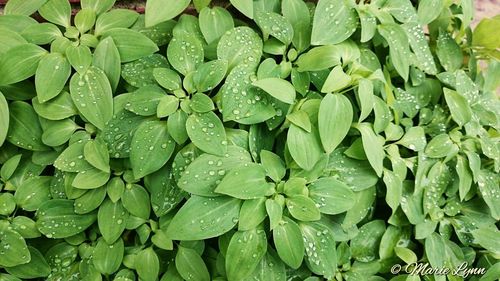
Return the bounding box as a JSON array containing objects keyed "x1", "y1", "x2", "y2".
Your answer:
[{"x1": 0, "y1": 1, "x2": 498, "y2": 280}]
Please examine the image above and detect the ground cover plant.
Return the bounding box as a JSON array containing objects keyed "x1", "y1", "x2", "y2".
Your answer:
[{"x1": 0, "y1": 0, "x2": 499, "y2": 280}]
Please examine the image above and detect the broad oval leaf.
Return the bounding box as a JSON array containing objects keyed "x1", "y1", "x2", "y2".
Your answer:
[
  {"x1": 36, "y1": 199, "x2": 97, "y2": 238},
  {"x1": 443, "y1": 88, "x2": 472, "y2": 127},
  {"x1": 309, "y1": 177, "x2": 355, "y2": 214},
  {"x1": 145, "y1": 0, "x2": 190, "y2": 27},
  {"x1": 186, "y1": 111, "x2": 227, "y2": 156},
  {"x1": 0, "y1": 43, "x2": 47, "y2": 86},
  {"x1": 217, "y1": 27, "x2": 263, "y2": 71},
  {"x1": 287, "y1": 124, "x2": 323, "y2": 171},
  {"x1": 252, "y1": 78, "x2": 296, "y2": 104},
  {"x1": 311, "y1": 0, "x2": 358, "y2": 45},
  {"x1": 122, "y1": 184, "x2": 151, "y2": 220},
  {"x1": 0, "y1": 227, "x2": 30, "y2": 267},
  {"x1": 93, "y1": 237, "x2": 124, "y2": 275},
  {"x1": 318, "y1": 94, "x2": 353, "y2": 154},
  {"x1": 35, "y1": 53, "x2": 71, "y2": 102},
  {"x1": 135, "y1": 248, "x2": 160, "y2": 281},
  {"x1": 38, "y1": 0, "x2": 71, "y2": 27},
  {"x1": 215, "y1": 163, "x2": 274, "y2": 199},
  {"x1": 255, "y1": 11, "x2": 294, "y2": 45},
  {"x1": 7, "y1": 101, "x2": 48, "y2": 151},
  {"x1": 130, "y1": 120, "x2": 175, "y2": 178},
  {"x1": 69, "y1": 66, "x2": 113, "y2": 130},
  {"x1": 167, "y1": 34, "x2": 204, "y2": 76},
  {"x1": 193, "y1": 60, "x2": 228, "y2": 93},
  {"x1": 199, "y1": 7, "x2": 234, "y2": 44},
  {"x1": 166, "y1": 195, "x2": 241, "y2": 241},
  {"x1": 226, "y1": 229, "x2": 267, "y2": 281},
  {"x1": 299, "y1": 221, "x2": 337, "y2": 278},
  {"x1": 175, "y1": 246, "x2": 210, "y2": 281},
  {"x1": 0, "y1": 91, "x2": 9, "y2": 146},
  {"x1": 97, "y1": 199, "x2": 129, "y2": 243},
  {"x1": 273, "y1": 216, "x2": 304, "y2": 269},
  {"x1": 14, "y1": 176, "x2": 51, "y2": 211},
  {"x1": 101, "y1": 28, "x2": 159, "y2": 63}
]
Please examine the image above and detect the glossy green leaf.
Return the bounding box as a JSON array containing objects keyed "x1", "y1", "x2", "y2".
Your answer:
[
  {"x1": 145, "y1": 0, "x2": 190, "y2": 27},
  {"x1": 175, "y1": 246, "x2": 210, "y2": 281},
  {"x1": 378, "y1": 24, "x2": 410, "y2": 81},
  {"x1": 0, "y1": 43, "x2": 47, "y2": 86},
  {"x1": 4, "y1": 0, "x2": 47, "y2": 16},
  {"x1": 238, "y1": 198, "x2": 267, "y2": 231},
  {"x1": 215, "y1": 163, "x2": 274, "y2": 199},
  {"x1": 217, "y1": 27, "x2": 263, "y2": 70},
  {"x1": 101, "y1": 28, "x2": 159, "y2": 63},
  {"x1": 35, "y1": 53, "x2": 70, "y2": 103},
  {"x1": 229, "y1": 0, "x2": 253, "y2": 19},
  {"x1": 0, "y1": 227, "x2": 30, "y2": 267},
  {"x1": 14, "y1": 176, "x2": 51, "y2": 211},
  {"x1": 167, "y1": 195, "x2": 241, "y2": 240},
  {"x1": 311, "y1": 0, "x2": 358, "y2": 45},
  {"x1": 93, "y1": 37, "x2": 121, "y2": 91},
  {"x1": 226, "y1": 229, "x2": 267, "y2": 281},
  {"x1": 0, "y1": 92, "x2": 8, "y2": 146},
  {"x1": 186, "y1": 111, "x2": 227, "y2": 156},
  {"x1": 167, "y1": 34, "x2": 204, "y2": 76},
  {"x1": 97, "y1": 199, "x2": 129, "y2": 243},
  {"x1": 318, "y1": 93, "x2": 353, "y2": 154},
  {"x1": 135, "y1": 247, "x2": 160, "y2": 281},
  {"x1": 273, "y1": 216, "x2": 304, "y2": 269},
  {"x1": 443, "y1": 88, "x2": 472, "y2": 127},
  {"x1": 199, "y1": 7, "x2": 234, "y2": 44},
  {"x1": 309, "y1": 177, "x2": 355, "y2": 214},
  {"x1": 282, "y1": 0, "x2": 311, "y2": 51},
  {"x1": 7, "y1": 101, "x2": 48, "y2": 151},
  {"x1": 436, "y1": 30, "x2": 463, "y2": 72},
  {"x1": 4, "y1": 246, "x2": 50, "y2": 279},
  {"x1": 299, "y1": 221, "x2": 337, "y2": 278},
  {"x1": 93, "y1": 238, "x2": 124, "y2": 275},
  {"x1": 355, "y1": 123, "x2": 385, "y2": 177},
  {"x1": 122, "y1": 184, "x2": 151, "y2": 220}
]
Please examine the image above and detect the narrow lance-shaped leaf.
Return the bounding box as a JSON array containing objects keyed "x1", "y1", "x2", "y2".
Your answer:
[
  {"x1": 378, "y1": 24, "x2": 410, "y2": 81},
  {"x1": 0, "y1": 91, "x2": 9, "y2": 146},
  {"x1": 0, "y1": 43, "x2": 47, "y2": 86},
  {"x1": 355, "y1": 123, "x2": 385, "y2": 177},
  {"x1": 273, "y1": 216, "x2": 304, "y2": 269}
]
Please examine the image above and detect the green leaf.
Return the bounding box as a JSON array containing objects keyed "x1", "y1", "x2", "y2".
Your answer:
[
  {"x1": 255, "y1": 11, "x2": 293, "y2": 45},
  {"x1": 81, "y1": 0, "x2": 115, "y2": 15},
  {"x1": 95, "y1": 9, "x2": 139, "y2": 36},
  {"x1": 436, "y1": 30, "x2": 463, "y2": 72},
  {"x1": 229, "y1": 0, "x2": 254, "y2": 19},
  {"x1": 66, "y1": 45, "x2": 93, "y2": 74},
  {"x1": 226, "y1": 229, "x2": 267, "y2": 281},
  {"x1": 282, "y1": 0, "x2": 311, "y2": 52},
  {"x1": 299, "y1": 221, "x2": 337, "y2": 278},
  {"x1": 0, "y1": 91, "x2": 9, "y2": 146},
  {"x1": 69, "y1": 66, "x2": 113, "y2": 130},
  {"x1": 93, "y1": 37, "x2": 121, "y2": 91},
  {"x1": 122, "y1": 184, "x2": 151, "y2": 220},
  {"x1": 135, "y1": 248, "x2": 160, "y2": 281},
  {"x1": 287, "y1": 125, "x2": 322, "y2": 171},
  {"x1": 357, "y1": 7, "x2": 377, "y2": 43},
  {"x1": 0, "y1": 227, "x2": 30, "y2": 267},
  {"x1": 266, "y1": 197, "x2": 283, "y2": 231},
  {"x1": 101, "y1": 28, "x2": 159, "y2": 63},
  {"x1": 286, "y1": 195, "x2": 320, "y2": 221},
  {"x1": 472, "y1": 227, "x2": 500, "y2": 256},
  {"x1": 321, "y1": 66, "x2": 352, "y2": 93},
  {"x1": 93, "y1": 238, "x2": 124, "y2": 275},
  {"x1": 273, "y1": 216, "x2": 304, "y2": 269},
  {"x1": 378, "y1": 24, "x2": 410, "y2": 81},
  {"x1": 252, "y1": 78, "x2": 296, "y2": 104},
  {"x1": 311, "y1": 0, "x2": 358, "y2": 45},
  {"x1": 153, "y1": 68, "x2": 182, "y2": 91},
  {"x1": 36, "y1": 199, "x2": 97, "y2": 238},
  {"x1": 4, "y1": 0, "x2": 47, "y2": 16},
  {"x1": 443, "y1": 88, "x2": 472, "y2": 127},
  {"x1": 242, "y1": 249, "x2": 286, "y2": 281},
  {"x1": 168, "y1": 109, "x2": 189, "y2": 144},
  {"x1": 217, "y1": 27, "x2": 263, "y2": 71},
  {"x1": 473, "y1": 17, "x2": 500, "y2": 50},
  {"x1": 38, "y1": 0, "x2": 71, "y2": 27},
  {"x1": 54, "y1": 141, "x2": 93, "y2": 172},
  {"x1": 260, "y1": 150, "x2": 286, "y2": 182},
  {"x1": 130, "y1": 120, "x2": 175, "y2": 178},
  {"x1": 122, "y1": 55, "x2": 169, "y2": 88},
  {"x1": 14, "y1": 176, "x2": 51, "y2": 211},
  {"x1": 295, "y1": 46, "x2": 341, "y2": 72},
  {"x1": 167, "y1": 34, "x2": 204, "y2": 76},
  {"x1": 355, "y1": 123, "x2": 385, "y2": 177},
  {"x1": 402, "y1": 22, "x2": 438, "y2": 75},
  {"x1": 309, "y1": 177, "x2": 355, "y2": 214},
  {"x1": 35, "y1": 53, "x2": 71, "y2": 103},
  {"x1": 351, "y1": 220, "x2": 386, "y2": 262},
  {"x1": 215, "y1": 163, "x2": 274, "y2": 199},
  {"x1": 7, "y1": 101, "x2": 48, "y2": 151},
  {"x1": 145, "y1": 0, "x2": 190, "y2": 27},
  {"x1": 425, "y1": 233, "x2": 446, "y2": 267},
  {"x1": 425, "y1": 134, "x2": 455, "y2": 158},
  {"x1": 417, "y1": 0, "x2": 444, "y2": 25},
  {"x1": 21, "y1": 22, "x2": 62, "y2": 45},
  {"x1": 0, "y1": 193, "x2": 16, "y2": 216},
  {"x1": 179, "y1": 146, "x2": 251, "y2": 196},
  {"x1": 238, "y1": 198, "x2": 267, "y2": 231},
  {"x1": 0, "y1": 43, "x2": 47, "y2": 86},
  {"x1": 74, "y1": 185, "x2": 107, "y2": 214},
  {"x1": 4, "y1": 246, "x2": 50, "y2": 279},
  {"x1": 190, "y1": 93, "x2": 215, "y2": 113},
  {"x1": 166, "y1": 195, "x2": 241, "y2": 240},
  {"x1": 145, "y1": 165, "x2": 184, "y2": 216},
  {"x1": 477, "y1": 170, "x2": 500, "y2": 220},
  {"x1": 84, "y1": 139, "x2": 110, "y2": 173},
  {"x1": 199, "y1": 7, "x2": 234, "y2": 44},
  {"x1": 175, "y1": 246, "x2": 210, "y2": 281},
  {"x1": 396, "y1": 126, "x2": 427, "y2": 151},
  {"x1": 186, "y1": 111, "x2": 227, "y2": 156},
  {"x1": 97, "y1": 199, "x2": 129, "y2": 243},
  {"x1": 318, "y1": 93, "x2": 353, "y2": 153},
  {"x1": 193, "y1": 60, "x2": 228, "y2": 93}
]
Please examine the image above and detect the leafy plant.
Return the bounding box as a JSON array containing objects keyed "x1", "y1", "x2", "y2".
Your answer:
[{"x1": 0, "y1": 0, "x2": 499, "y2": 280}]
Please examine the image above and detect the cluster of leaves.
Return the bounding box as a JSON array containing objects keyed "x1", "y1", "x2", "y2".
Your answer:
[{"x1": 0, "y1": 0, "x2": 499, "y2": 280}]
